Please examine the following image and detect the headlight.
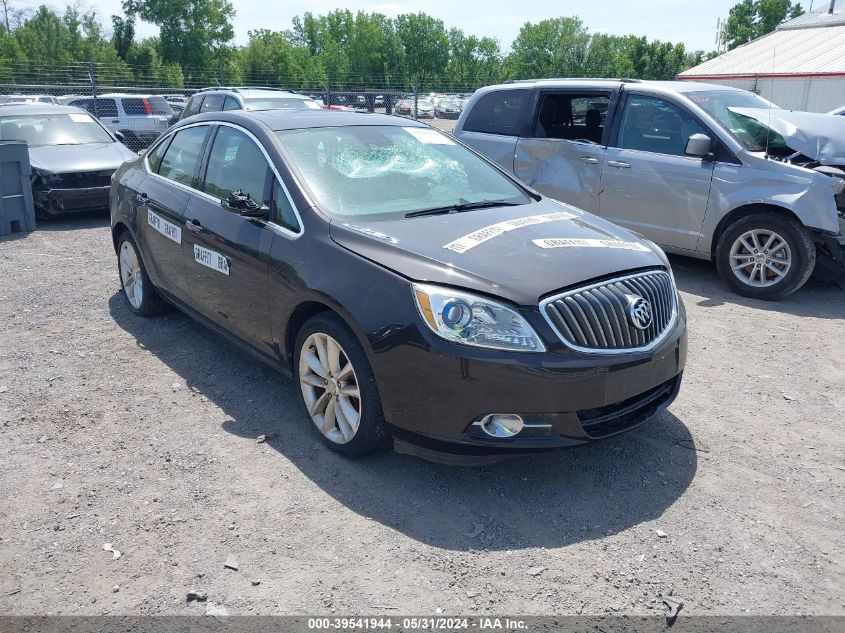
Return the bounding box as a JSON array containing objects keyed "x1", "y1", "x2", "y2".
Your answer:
[{"x1": 412, "y1": 283, "x2": 546, "y2": 352}]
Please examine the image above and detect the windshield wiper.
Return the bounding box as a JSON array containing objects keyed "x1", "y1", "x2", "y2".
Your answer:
[{"x1": 405, "y1": 199, "x2": 523, "y2": 218}]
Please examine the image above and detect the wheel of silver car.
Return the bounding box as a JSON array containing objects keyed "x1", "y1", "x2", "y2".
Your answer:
[
  {"x1": 294, "y1": 313, "x2": 388, "y2": 456},
  {"x1": 115, "y1": 230, "x2": 170, "y2": 316},
  {"x1": 119, "y1": 240, "x2": 144, "y2": 310},
  {"x1": 728, "y1": 228, "x2": 792, "y2": 288},
  {"x1": 298, "y1": 332, "x2": 361, "y2": 445},
  {"x1": 715, "y1": 213, "x2": 815, "y2": 300}
]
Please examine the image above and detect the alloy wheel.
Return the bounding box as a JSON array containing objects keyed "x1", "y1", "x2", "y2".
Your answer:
[
  {"x1": 298, "y1": 332, "x2": 361, "y2": 444},
  {"x1": 729, "y1": 229, "x2": 792, "y2": 288},
  {"x1": 119, "y1": 241, "x2": 144, "y2": 309}
]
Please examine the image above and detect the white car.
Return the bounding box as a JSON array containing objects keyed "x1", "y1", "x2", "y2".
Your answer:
[
  {"x1": 828, "y1": 106, "x2": 845, "y2": 116},
  {"x1": 69, "y1": 94, "x2": 174, "y2": 150}
]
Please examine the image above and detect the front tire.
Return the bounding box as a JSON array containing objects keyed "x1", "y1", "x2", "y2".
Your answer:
[
  {"x1": 716, "y1": 213, "x2": 815, "y2": 300},
  {"x1": 117, "y1": 231, "x2": 170, "y2": 316},
  {"x1": 294, "y1": 312, "x2": 388, "y2": 457}
]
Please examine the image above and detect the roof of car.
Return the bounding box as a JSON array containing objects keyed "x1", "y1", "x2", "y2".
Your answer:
[
  {"x1": 194, "y1": 87, "x2": 302, "y2": 99},
  {"x1": 481, "y1": 78, "x2": 749, "y2": 94},
  {"x1": 184, "y1": 109, "x2": 427, "y2": 131},
  {"x1": 0, "y1": 104, "x2": 89, "y2": 116}
]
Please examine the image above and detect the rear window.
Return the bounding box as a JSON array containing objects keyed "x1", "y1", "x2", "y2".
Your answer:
[
  {"x1": 463, "y1": 90, "x2": 529, "y2": 136},
  {"x1": 122, "y1": 97, "x2": 173, "y2": 116},
  {"x1": 182, "y1": 95, "x2": 203, "y2": 118}
]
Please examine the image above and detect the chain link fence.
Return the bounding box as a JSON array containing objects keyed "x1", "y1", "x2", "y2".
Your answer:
[{"x1": 0, "y1": 61, "x2": 478, "y2": 151}]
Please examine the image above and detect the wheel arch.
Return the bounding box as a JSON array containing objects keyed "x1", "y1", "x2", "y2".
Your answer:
[
  {"x1": 283, "y1": 299, "x2": 374, "y2": 373},
  {"x1": 112, "y1": 221, "x2": 132, "y2": 253},
  {"x1": 710, "y1": 203, "x2": 805, "y2": 259}
]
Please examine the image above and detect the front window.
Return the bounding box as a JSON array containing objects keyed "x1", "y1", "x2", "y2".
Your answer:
[
  {"x1": 0, "y1": 112, "x2": 114, "y2": 146},
  {"x1": 616, "y1": 95, "x2": 708, "y2": 157},
  {"x1": 276, "y1": 125, "x2": 532, "y2": 219},
  {"x1": 243, "y1": 97, "x2": 322, "y2": 111},
  {"x1": 686, "y1": 90, "x2": 787, "y2": 152}
]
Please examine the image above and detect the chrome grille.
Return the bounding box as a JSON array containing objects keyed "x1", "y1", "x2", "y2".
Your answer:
[{"x1": 541, "y1": 270, "x2": 677, "y2": 352}]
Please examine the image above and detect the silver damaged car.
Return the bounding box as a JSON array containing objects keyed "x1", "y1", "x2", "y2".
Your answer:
[{"x1": 454, "y1": 79, "x2": 845, "y2": 299}]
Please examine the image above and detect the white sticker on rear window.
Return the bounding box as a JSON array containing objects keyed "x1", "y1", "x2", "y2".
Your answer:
[
  {"x1": 533, "y1": 238, "x2": 651, "y2": 252},
  {"x1": 147, "y1": 210, "x2": 182, "y2": 244},
  {"x1": 403, "y1": 127, "x2": 455, "y2": 145},
  {"x1": 68, "y1": 113, "x2": 93, "y2": 123},
  {"x1": 193, "y1": 245, "x2": 230, "y2": 275},
  {"x1": 443, "y1": 212, "x2": 576, "y2": 254}
]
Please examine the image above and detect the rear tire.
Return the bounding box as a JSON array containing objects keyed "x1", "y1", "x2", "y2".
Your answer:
[
  {"x1": 294, "y1": 312, "x2": 388, "y2": 457},
  {"x1": 716, "y1": 213, "x2": 815, "y2": 300},
  {"x1": 116, "y1": 231, "x2": 170, "y2": 316}
]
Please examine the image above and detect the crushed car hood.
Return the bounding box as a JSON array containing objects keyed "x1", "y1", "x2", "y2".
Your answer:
[
  {"x1": 730, "y1": 107, "x2": 845, "y2": 165},
  {"x1": 329, "y1": 199, "x2": 665, "y2": 306},
  {"x1": 29, "y1": 142, "x2": 136, "y2": 174}
]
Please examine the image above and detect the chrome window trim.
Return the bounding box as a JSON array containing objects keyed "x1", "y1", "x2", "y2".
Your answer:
[
  {"x1": 142, "y1": 120, "x2": 304, "y2": 239},
  {"x1": 539, "y1": 269, "x2": 678, "y2": 355}
]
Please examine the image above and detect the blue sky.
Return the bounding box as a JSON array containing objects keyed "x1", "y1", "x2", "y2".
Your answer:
[{"x1": 33, "y1": 0, "x2": 745, "y2": 52}]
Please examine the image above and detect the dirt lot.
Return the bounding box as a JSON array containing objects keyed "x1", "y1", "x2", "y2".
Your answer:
[{"x1": 0, "y1": 215, "x2": 843, "y2": 617}]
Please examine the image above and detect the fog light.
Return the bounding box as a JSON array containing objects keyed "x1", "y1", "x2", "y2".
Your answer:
[{"x1": 480, "y1": 414, "x2": 524, "y2": 438}]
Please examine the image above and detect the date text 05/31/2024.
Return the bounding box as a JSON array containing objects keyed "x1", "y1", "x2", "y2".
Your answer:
[{"x1": 307, "y1": 618, "x2": 528, "y2": 630}]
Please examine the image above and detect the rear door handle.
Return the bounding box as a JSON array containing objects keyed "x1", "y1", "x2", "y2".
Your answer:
[
  {"x1": 607, "y1": 160, "x2": 631, "y2": 169},
  {"x1": 185, "y1": 218, "x2": 203, "y2": 233},
  {"x1": 579, "y1": 156, "x2": 599, "y2": 165}
]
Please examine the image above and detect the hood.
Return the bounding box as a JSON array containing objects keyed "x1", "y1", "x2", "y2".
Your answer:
[
  {"x1": 730, "y1": 107, "x2": 845, "y2": 165},
  {"x1": 29, "y1": 142, "x2": 136, "y2": 174},
  {"x1": 329, "y1": 199, "x2": 665, "y2": 306}
]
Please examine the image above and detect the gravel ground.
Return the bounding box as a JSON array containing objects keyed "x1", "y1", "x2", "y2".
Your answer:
[{"x1": 0, "y1": 214, "x2": 843, "y2": 617}]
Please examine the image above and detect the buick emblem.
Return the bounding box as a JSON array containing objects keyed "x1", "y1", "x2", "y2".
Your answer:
[{"x1": 626, "y1": 295, "x2": 653, "y2": 330}]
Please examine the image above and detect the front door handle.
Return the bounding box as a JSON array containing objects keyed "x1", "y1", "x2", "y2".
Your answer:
[
  {"x1": 607, "y1": 160, "x2": 631, "y2": 169},
  {"x1": 580, "y1": 156, "x2": 599, "y2": 164},
  {"x1": 185, "y1": 218, "x2": 203, "y2": 234}
]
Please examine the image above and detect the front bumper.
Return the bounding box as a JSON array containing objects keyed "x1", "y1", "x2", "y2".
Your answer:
[
  {"x1": 34, "y1": 185, "x2": 110, "y2": 215},
  {"x1": 371, "y1": 310, "x2": 687, "y2": 457}
]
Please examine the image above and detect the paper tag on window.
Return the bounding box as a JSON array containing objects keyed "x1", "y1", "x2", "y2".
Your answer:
[
  {"x1": 403, "y1": 127, "x2": 455, "y2": 145},
  {"x1": 68, "y1": 113, "x2": 93, "y2": 123}
]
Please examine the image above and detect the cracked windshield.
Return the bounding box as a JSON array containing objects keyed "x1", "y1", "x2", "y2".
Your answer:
[{"x1": 277, "y1": 125, "x2": 531, "y2": 219}]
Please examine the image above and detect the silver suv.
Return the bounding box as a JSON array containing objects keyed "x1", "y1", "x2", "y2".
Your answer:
[
  {"x1": 179, "y1": 87, "x2": 322, "y2": 120},
  {"x1": 454, "y1": 79, "x2": 845, "y2": 299},
  {"x1": 69, "y1": 94, "x2": 174, "y2": 150}
]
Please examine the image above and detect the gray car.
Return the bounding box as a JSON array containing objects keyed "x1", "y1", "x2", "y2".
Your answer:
[
  {"x1": 0, "y1": 104, "x2": 136, "y2": 217},
  {"x1": 454, "y1": 79, "x2": 845, "y2": 299}
]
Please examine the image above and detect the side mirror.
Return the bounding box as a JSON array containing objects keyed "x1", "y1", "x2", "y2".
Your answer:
[
  {"x1": 221, "y1": 190, "x2": 270, "y2": 220},
  {"x1": 114, "y1": 131, "x2": 126, "y2": 143},
  {"x1": 685, "y1": 133, "x2": 713, "y2": 159}
]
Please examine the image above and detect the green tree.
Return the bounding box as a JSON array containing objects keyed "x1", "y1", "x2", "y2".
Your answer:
[
  {"x1": 111, "y1": 14, "x2": 134, "y2": 60},
  {"x1": 507, "y1": 17, "x2": 590, "y2": 79},
  {"x1": 724, "y1": 0, "x2": 804, "y2": 49},
  {"x1": 395, "y1": 12, "x2": 448, "y2": 89},
  {"x1": 122, "y1": 0, "x2": 235, "y2": 74}
]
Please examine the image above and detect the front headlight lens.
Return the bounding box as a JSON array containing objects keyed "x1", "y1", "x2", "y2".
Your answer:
[{"x1": 412, "y1": 283, "x2": 546, "y2": 352}]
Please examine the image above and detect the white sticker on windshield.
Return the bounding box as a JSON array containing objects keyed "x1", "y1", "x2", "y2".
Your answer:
[
  {"x1": 533, "y1": 238, "x2": 651, "y2": 252},
  {"x1": 147, "y1": 210, "x2": 181, "y2": 244},
  {"x1": 403, "y1": 127, "x2": 455, "y2": 145},
  {"x1": 194, "y1": 244, "x2": 230, "y2": 275},
  {"x1": 443, "y1": 212, "x2": 576, "y2": 254},
  {"x1": 68, "y1": 113, "x2": 93, "y2": 123}
]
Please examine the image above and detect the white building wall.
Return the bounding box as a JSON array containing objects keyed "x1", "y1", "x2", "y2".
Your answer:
[{"x1": 682, "y1": 76, "x2": 845, "y2": 113}]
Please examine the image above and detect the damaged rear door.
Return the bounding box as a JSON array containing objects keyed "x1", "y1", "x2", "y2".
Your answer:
[{"x1": 513, "y1": 89, "x2": 613, "y2": 213}]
